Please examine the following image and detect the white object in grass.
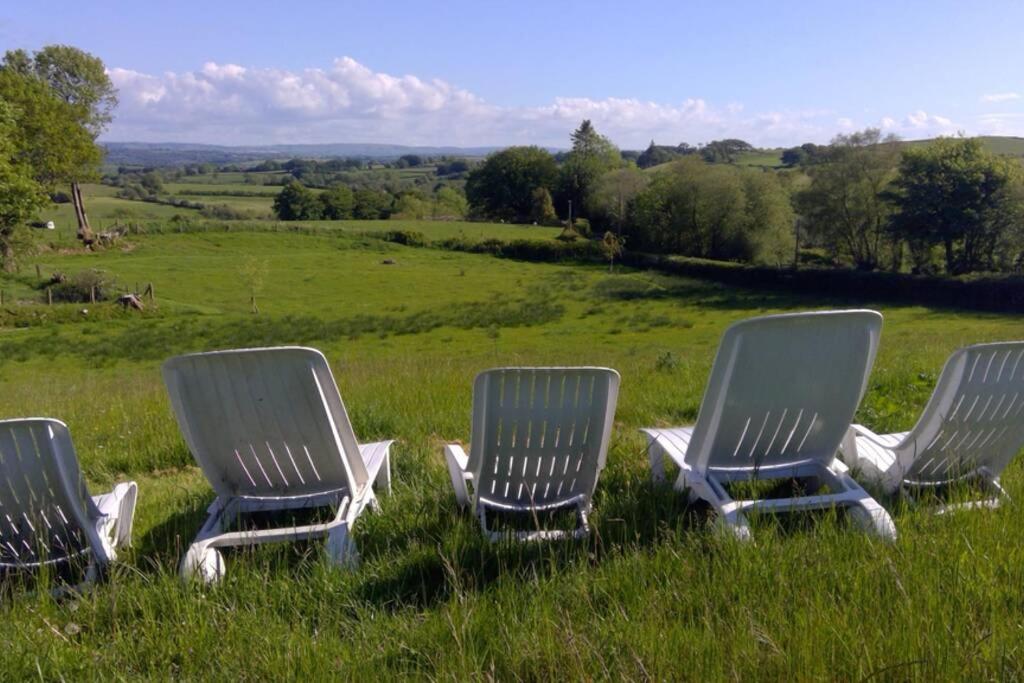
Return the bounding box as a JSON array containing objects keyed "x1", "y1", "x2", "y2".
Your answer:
[
  {"x1": 841, "y1": 341, "x2": 1024, "y2": 511},
  {"x1": 162, "y1": 347, "x2": 393, "y2": 582},
  {"x1": 0, "y1": 418, "x2": 138, "y2": 593},
  {"x1": 641, "y1": 310, "x2": 896, "y2": 540},
  {"x1": 445, "y1": 367, "x2": 619, "y2": 541}
]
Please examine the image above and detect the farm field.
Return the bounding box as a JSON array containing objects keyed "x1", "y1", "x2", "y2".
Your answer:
[{"x1": 1, "y1": 224, "x2": 1024, "y2": 678}]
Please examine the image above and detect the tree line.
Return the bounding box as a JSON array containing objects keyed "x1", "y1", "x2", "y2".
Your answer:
[{"x1": 462, "y1": 121, "x2": 1024, "y2": 275}]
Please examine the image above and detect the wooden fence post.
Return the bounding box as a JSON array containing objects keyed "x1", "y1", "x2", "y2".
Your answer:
[
  {"x1": 90, "y1": 285, "x2": 96, "y2": 304},
  {"x1": 35, "y1": 264, "x2": 41, "y2": 280}
]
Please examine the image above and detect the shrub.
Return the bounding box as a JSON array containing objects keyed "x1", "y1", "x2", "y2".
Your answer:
[
  {"x1": 380, "y1": 230, "x2": 428, "y2": 247},
  {"x1": 48, "y1": 269, "x2": 114, "y2": 303}
]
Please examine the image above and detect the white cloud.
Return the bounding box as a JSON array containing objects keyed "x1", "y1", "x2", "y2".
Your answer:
[
  {"x1": 981, "y1": 92, "x2": 1021, "y2": 104},
  {"x1": 901, "y1": 110, "x2": 957, "y2": 136},
  {"x1": 104, "y1": 57, "x2": 985, "y2": 148}
]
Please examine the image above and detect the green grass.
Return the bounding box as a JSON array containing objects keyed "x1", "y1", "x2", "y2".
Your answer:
[
  {"x1": 2, "y1": 227, "x2": 1024, "y2": 678},
  {"x1": 164, "y1": 182, "x2": 287, "y2": 196},
  {"x1": 733, "y1": 149, "x2": 785, "y2": 167},
  {"x1": 176, "y1": 193, "x2": 275, "y2": 216}
]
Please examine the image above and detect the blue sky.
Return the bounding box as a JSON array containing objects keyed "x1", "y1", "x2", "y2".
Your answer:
[{"x1": 3, "y1": 1, "x2": 1023, "y2": 148}]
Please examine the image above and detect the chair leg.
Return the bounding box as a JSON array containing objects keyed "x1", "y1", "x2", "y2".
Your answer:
[
  {"x1": 180, "y1": 540, "x2": 226, "y2": 584},
  {"x1": 324, "y1": 522, "x2": 359, "y2": 569},
  {"x1": 444, "y1": 444, "x2": 471, "y2": 508},
  {"x1": 686, "y1": 472, "x2": 753, "y2": 541},
  {"x1": 646, "y1": 438, "x2": 666, "y2": 483},
  {"x1": 374, "y1": 451, "x2": 392, "y2": 495},
  {"x1": 111, "y1": 482, "x2": 139, "y2": 549},
  {"x1": 846, "y1": 499, "x2": 898, "y2": 540}
]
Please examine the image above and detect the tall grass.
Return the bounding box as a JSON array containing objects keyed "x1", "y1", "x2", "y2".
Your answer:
[{"x1": 0, "y1": 230, "x2": 1023, "y2": 677}]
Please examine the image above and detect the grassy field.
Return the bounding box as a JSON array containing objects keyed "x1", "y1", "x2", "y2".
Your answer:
[{"x1": 2, "y1": 222, "x2": 1024, "y2": 678}]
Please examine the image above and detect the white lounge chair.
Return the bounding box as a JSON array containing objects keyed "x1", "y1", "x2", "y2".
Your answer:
[
  {"x1": 0, "y1": 418, "x2": 137, "y2": 592},
  {"x1": 162, "y1": 347, "x2": 394, "y2": 582},
  {"x1": 841, "y1": 341, "x2": 1024, "y2": 510},
  {"x1": 444, "y1": 367, "x2": 620, "y2": 541},
  {"x1": 641, "y1": 310, "x2": 896, "y2": 540}
]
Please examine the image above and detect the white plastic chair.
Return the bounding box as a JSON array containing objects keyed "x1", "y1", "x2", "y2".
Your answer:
[
  {"x1": 0, "y1": 418, "x2": 137, "y2": 592},
  {"x1": 444, "y1": 367, "x2": 620, "y2": 541},
  {"x1": 641, "y1": 310, "x2": 896, "y2": 540},
  {"x1": 162, "y1": 347, "x2": 394, "y2": 582},
  {"x1": 841, "y1": 341, "x2": 1024, "y2": 510}
]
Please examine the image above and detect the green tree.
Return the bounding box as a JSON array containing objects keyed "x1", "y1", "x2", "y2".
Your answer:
[
  {"x1": 353, "y1": 188, "x2": 393, "y2": 219},
  {"x1": 586, "y1": 167, "x2": 649, "y2": 235},
  {"x1": 0, "y1": 100, "x2": 47, "y2": 270},
  {"x1": 890, "y1": 137, "x2": 1024, "y2": 274},
  {"x1": 393, "y1": 192, "x2": 430, "y2": 220},
  {"x1": 601, "y1": 231, "x2": 625, "y2": 272},
  {"x1": 465, "y1": 146, "x2": 558, "y2": 222},
  {"x1": 628, "y1": 157, "x2": 793, "y2": 264},
  {"x1": 273, "y1": 180, "x2": 322, "y2": 220},
  {"x1": 558, "y1": 120, "x2": 622, "y2": 219},
  {"x1": 319, "y1": 184, "x2": 355, "y2": 219},
  {"x1": 0, "y1": 66, "x2": 99, "y2": 264},
  {"x1": 700, "y1": 139, "x2": 754, "y2": 163},
  {"x1": 432, "y1": 186, "x2": 468, "y2": 219},
  {"x1": 794, "y1": 129, "x2": 901, "y2": 270},
  {"x1": 3, "y1": 45, "x2": 117, "y2": 243},
  {"x1": 529, "y1": 187, "x2": 558, "y2": 225}
]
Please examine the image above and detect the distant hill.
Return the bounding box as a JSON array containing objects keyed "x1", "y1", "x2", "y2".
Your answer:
[
  {"x1": 101, "y1": 141, "x2": 512, "y2": 167},
  {"x1": 643, "y1": 136, "x2": 1024, "y2": 173},
  {"x1": 903, "y1": 135, "x2": 1024, "y2": 157}
]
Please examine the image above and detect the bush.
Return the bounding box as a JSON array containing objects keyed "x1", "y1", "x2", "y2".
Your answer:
[
  {"x1": 380, "y1": 230, "x2": 428, "y2": 247},
  {"x1": 48, "y1": 269, "x2": 115, "y2": 303},
  {"x1": 199, "y1": 204, "x2": 250, "y2": 220}
]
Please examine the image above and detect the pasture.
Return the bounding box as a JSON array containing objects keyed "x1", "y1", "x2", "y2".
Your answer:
[{"x1": 1, "y1": 224, "x2": 1024, "y2": 678}]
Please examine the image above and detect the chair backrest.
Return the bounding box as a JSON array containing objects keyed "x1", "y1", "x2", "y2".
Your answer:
[
  {"x1": 0, "y1": 419, "x2": 103, "y2": 568},
  {"x1": 896, "y1": 342, "x2": 1024, "y2": 484},
  {"x1": 468, "y1": 367, "x2": 620, "y2": 509},
  {"x1": 162, "y1": 347, "x2": 368, "y2": 499},
  {"x1": 687, "y1": 310, "x2": 882, "y2": 473}
]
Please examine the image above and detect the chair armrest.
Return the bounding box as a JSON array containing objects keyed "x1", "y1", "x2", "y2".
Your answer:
[{"x1": 849, "y1": 423, "x2": 897, "y2": 448}]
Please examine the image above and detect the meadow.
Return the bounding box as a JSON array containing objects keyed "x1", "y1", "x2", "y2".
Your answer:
[{"x1": 2, "y1": 216, "x2": 1024, "y2": 679}]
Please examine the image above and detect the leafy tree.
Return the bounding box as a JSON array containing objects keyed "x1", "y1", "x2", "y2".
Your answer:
[
  {"x1": 433, "y1": 186, "x2": 468, "y2": 219},
  {"x1": 781, "y1": 147, "x2": 806, "y2": 167},
  {"x1": 397, "y1": 154, "x2": 423, "y2": 167},
  {"x1": 0, "y1": 100, "x2": 46, "y2": 270},
  {"x1": 273, "y1": 180, "x2": 322, "y2": 220},
  {"x1": 529, "y1": 187, "x2": 557, "y2": 225},
  {"x1": 890, "y1": 137, "x2": 1024, "y2": 274},
  {"x1": 558, "y1": 120, "x2": 622, "y2": 218},
  {"x1": 353, "y1": 188, "x2": 394, "y2": 219},
  {"x1": 393, "y1": 192, "x2": 430, "y2": 219},
  {"x1": 636, "y1": 140, "x2": 693, "y2": 168},
  {"x1": 586, "y1": 167, "x2": 649, "y2": 234},
  {"x1": 139, "y1": 171, "x2": 164, "y2": 195},
  {"x1": 3, "y1": 45, "x2": 116, "y2": 243},
  {"x1": 319, "y1": 184, "x2": 355, "y2": 219},
  {"x1": 794, "y1": 129, "x2": 901, "y2": 270},
  {"x1": 0, "y1": 68, "x2": 100, "y2": 189},
  {"x1": 741, "y1": 170, "x2": 797, "y2": 266},
  {"x1": 601, "y1": 231, "x2": 625, "y2": 272},
  {"x1": 700, "y1": 139, "x2": 754, "y2": 163},
  {"x1": 465, "y1": 146, "x2": 558, "y2": 222},
  {"x1": 627, "y1": 157, "x2": 793, "y2": 263}
]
